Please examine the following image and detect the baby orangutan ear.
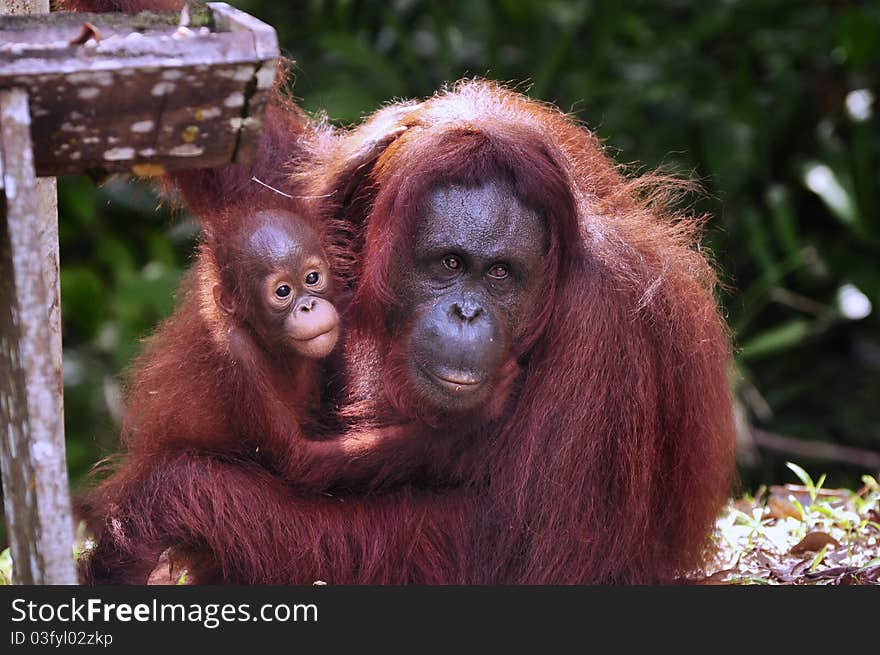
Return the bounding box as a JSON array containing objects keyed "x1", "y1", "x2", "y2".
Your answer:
[{"x1": 212, "y1": 284, "x2": 236, "y2": 316}]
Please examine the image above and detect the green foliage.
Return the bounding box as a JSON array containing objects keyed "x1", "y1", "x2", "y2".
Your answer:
[
  {"x1": 58, "y1": 177, "x2": 198, "y2": 489},
  {"x1": 708, "y1": 466, "x2": 880, "y2": 584},
  {"x1": 0, "y1": 522, "x2": 95, "y2": 584},
  {"x1": 0, "y1": 547, "x2": 11, "y2": 585},
  {"x1": 53, "y1": 0, "x2": 879, "y2": 497}
]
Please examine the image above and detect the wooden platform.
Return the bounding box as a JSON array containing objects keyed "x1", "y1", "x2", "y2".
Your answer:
[
  {"x1": 0, "y1": 1, "x2": 280, "y2": 584},
  {"x1": 0, "y1": 2, "x2": 278, "y2": 178}
]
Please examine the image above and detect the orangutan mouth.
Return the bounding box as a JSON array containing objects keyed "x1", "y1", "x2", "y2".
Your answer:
[{"x1": 427, "y1": 368, "x2": 484, "y2": 393}]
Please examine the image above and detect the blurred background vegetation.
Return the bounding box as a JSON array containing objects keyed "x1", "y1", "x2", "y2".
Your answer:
[{"x1": 52, "y1": 0, "x2": 880, "y2": 504}]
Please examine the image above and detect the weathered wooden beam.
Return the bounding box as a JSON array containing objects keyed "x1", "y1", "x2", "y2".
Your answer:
[
  {"x1": 0, "y1": 1, "x2": 45, "y2": 15},
  {"x1": 0, "y1": 0, "x2": 71, "y2": 587},
  {"x1": 209, "y1": 1, "x2": 278, "y2": 59},
  {"x1": 0, "y1": 2, "x2": 279, "y2": 177},
  {"x1": 0, "y1": 87, "x2": 76, "y2": 585},
  {"x1": 207, "y1": 2, "x2": 277, "y2": 165},
  {"x1": 0, "y1": 0, "x2": 279, "y2": 586}
]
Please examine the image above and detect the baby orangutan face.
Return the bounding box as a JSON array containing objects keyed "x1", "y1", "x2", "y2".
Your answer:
[{"x1": 214, "y1": 209, "x2": 341, "y2": 359}]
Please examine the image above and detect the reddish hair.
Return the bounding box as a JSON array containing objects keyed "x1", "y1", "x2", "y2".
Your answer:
[
  {"x1": 311, "y1": 80, "x2": 735, "y2": 582},
  {"x1": 71, "y1": 29, "x2": 734, "y2": 581}
]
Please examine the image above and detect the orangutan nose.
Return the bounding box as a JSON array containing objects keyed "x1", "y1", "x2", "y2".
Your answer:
[{"x1": 451, "y1": 299, "x2": 484, "y2": 324}]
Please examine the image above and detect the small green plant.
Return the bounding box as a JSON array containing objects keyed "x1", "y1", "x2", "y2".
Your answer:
[
  {"x1": 0, "y1": 548, "x2": 12, "y2": 585},
  {"x1": 707, "y1": 464, "x2": 880, "y2": 584}
]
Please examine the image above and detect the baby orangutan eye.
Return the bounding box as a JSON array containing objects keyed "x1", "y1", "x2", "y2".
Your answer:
[
  {"x1": 275, "y1": 284, "x2": 292, "y2": 298},
  {"x1": 305, "y1": 271, "x2": 320, "y2": 285}
]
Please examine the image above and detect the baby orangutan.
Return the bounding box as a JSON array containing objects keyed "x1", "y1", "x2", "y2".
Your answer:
[
  {"x1": 80, "y1": 207, "x2": 424, "y2": 584},
  {"x1": 104, "y1": 206, "x2": 410, "y2": 492},
  {"x1": 213, "y1": 208, "x2": 341, "y2": 363}
]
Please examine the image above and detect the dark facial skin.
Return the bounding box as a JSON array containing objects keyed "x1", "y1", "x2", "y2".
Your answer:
[
  {"x1": 214, "y1": 210, "x2": 340, "y2": 359},
  {"x1": 395, "y1": 180, "x2": 549, "y2": 413}
]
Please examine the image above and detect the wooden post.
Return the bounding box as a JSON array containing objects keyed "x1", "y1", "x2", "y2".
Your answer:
[
  {"x1": 0, "y1": 0, "x2": 76, "y2": 584},
  {"x1": 0, "y1": 2, "x2": 277, "y2": 585}
]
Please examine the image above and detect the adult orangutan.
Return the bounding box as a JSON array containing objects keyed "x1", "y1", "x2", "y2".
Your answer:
[{"x1": 68, "y1": 1, "x2": 735, "y2": 584}]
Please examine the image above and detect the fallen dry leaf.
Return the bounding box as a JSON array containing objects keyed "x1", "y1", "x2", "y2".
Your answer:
[
  {"x1": 732, "y1": 498, "x2": 756, "y2": 514},
  {"x1": 789, "y1": 531, "x2": 840, "y2": 555},
  {"x1": 768, "y1": 495, "x2": 802, "y2": 520}
]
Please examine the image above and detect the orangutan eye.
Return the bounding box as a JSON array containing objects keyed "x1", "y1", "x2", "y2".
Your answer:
[
  {"x1": 442, "y1": 255, "x2": 462, "y2": 271},
  {"x1": 487, "y1": 264, "x2": 509, "y2": 280},
  {"x1": 305, "y1": 271, "x2": 320, "y2": 285},
  {"x1": 275, "y1": 284, "x2": 292, "y2": 298}
]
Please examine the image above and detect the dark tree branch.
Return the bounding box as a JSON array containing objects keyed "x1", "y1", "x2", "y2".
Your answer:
[{"x1": 752, "y1": 428, "x2": 880, "y2": 471}]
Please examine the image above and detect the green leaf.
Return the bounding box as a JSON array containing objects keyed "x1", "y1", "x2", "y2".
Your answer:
[
  {"x1": 789, "y1": 497, "x2": 807, "y2": 522},
  {"x1": 786, "y1": 462, "x2": 815, "y2": 489},
  {"x1": 809, "y1": 545, "x2": 828, "y2": 572},
  {"x1": 0, "y1": 548, "x2": 11, "y2": 585},
  {"x1": 739, "y1": 320, "x2": 813, "y2": 360}
]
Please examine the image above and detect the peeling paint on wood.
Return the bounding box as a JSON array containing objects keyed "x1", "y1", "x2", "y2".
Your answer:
[
  {"x1": 0, "y1": 0, "x2": 279, "y2": 585},
  {"x1": 0, "y1": 87, "x2": 76, "y2": 586},
  {"x1": 131, "y1": 162, "x2": 165, "y2": 177},
  {"x1": 0, "y1": 1, "x2": 48, "y2": 17},
  {"x1": 208, "y1": 1, "x2": 278, "y2": 60},
  {"x1": 0, "y1": 2, "x2": 279, "y2": 176}
]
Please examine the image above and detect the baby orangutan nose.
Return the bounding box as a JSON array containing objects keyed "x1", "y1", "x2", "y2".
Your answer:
[
  {"x1": 287, "y1": 296, "x2": 340, "y2": 358},
  {"x1": 297, "y1": 297, "x2": 316, "y2": 312},
  {"x1": 211, "y1": 209, "x2": 342, "y2": 361}
]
